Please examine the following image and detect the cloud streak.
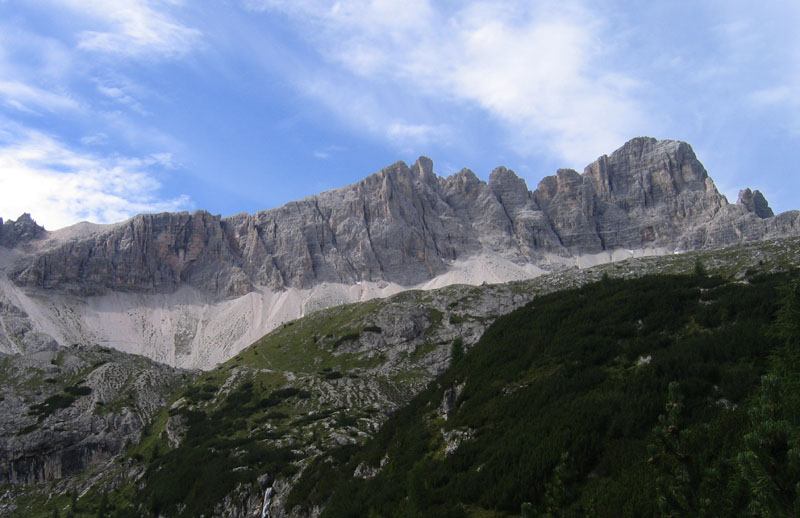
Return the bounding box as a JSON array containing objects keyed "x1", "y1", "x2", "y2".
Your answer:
[
  {"x1": 0, "y1": 80, "x2": 81, "y2": 114},
  {"x1": 55, "y1": 0, "x2": 202, "y2": 58},
  {"x1": 0, "y1": 126, "x2": 190, "y2": 230},
  {"x1": 248, "y1": 0, "x2": 644, "y2": 165}
]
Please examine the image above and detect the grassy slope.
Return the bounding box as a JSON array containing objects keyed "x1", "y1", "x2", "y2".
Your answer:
[
  {"x1": 8, "y1": 236, "x2": 800, "y2": 517},
  {"x1": 298, "y1": 271, "x2": 798, "y2": 517}
]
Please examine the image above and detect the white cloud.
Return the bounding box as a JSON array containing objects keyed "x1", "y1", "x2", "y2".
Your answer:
[
  {"x1": 312, "y1": 145, "x2": 346, "y2": 159},
  {"x1": 386, "y1": 122, "x2": 449, "y2": 145},
  {"x1": 94, "y1": 77, "x2": 152, "y2": 114},
  {"x1": 0, "y1": 127, "x2": 190, "y2": 230},
  {"x1": 248, "y1": 0, "x2": 643, "y2": 165},
  {"x1": 55, "y1": 0, "x2": 201, "y2": 58},
  {"x1": 0, "y1": 80, "x2": 81, "y2": 114},
  {"x1": 80, "y1": 133, "x2": 109, "y2": 146}
]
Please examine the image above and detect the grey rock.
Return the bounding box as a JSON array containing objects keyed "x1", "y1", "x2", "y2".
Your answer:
[
  {"x1": 441, "y1": 427, "x2": 474, "y2": 456},
  {"x1": 738, "y1": 188, "x2": 774, "y2": 219},
  {"x1": 438, "y1": 381, "x2": 465, "y2": 421},
  {"x1": 0, "y1": 346, "x2": 189, "y2": 484},
  {"x1": 6, "y1": 138, "x2": 799, "y2": 300},
  {"x1": 0, "y1": 214, "x2": 45, "y2": 248},
  {"x1": 10, "y1": 210, "x2": 250, "y2": 297},
  {"x1": 0, "y1": 294, "x2": 57, "y2": 355}
]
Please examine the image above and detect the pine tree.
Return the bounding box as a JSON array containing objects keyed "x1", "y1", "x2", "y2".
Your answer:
[
  {"x1": 520, "y1": 502, "x2": 535, "y2": 518},
  {"x1": 96, "y1": 489, "x2": 108, "y2": 518},
  {"x1": 519, "y1": 451, "x2": 573, "y2": 518},
  {"x1": 770, "y1": 274, "x2": 800, "y2": 425},
  {"x1": 542, "y1": 451, "x2": 571, "y2": 518},
  {"x1": 648, "y1": 382, "x2": 693, "y2": 517},
  {"x1": 693, "y1": 259, "x2": 708, "y2": 279},
  {"x1": 773, "y1": 275, "x2": 800, "y2": 346},
  {"x1": 736, "y1": 374, "x2": 800, "y2": 516}
]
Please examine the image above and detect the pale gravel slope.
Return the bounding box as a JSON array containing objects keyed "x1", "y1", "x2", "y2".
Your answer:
[{"x1": 0, "y1": 245, "x2": 669, "y2": 369}]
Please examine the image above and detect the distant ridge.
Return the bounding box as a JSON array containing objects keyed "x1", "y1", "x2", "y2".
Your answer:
[
  {"x1": 6, "y1": 137, "x2": 799, "y2": 298},
  {"x1": 1, "y1": 137, "x2": 798, "y2": 368}
]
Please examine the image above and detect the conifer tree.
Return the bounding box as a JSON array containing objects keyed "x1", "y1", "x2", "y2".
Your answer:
[
  {"x1": 520, "y1": 451, "x2": 574, "y2": 518},
  {"x1": 736, "y1": 374, "x2": 800, "y2": 516},
  {"x1": 770, "y1": 274, "x2": 800, "y2": 424},
  {"x1": 520, "y1": 502, "x2": 535, "y2": 518},
  {"x1": 648, "y1": 382, "x2": 692, "y2": 517},
  {"x1": 542, "y1": 451, "x2": 572, "y2": 518},
  {"x1": 96, "y1": 489, "x2": 108, "y2": 518}
]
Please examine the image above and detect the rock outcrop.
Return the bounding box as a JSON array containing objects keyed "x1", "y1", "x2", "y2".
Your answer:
[
  {"x1": 0, "y1": 214, "x2": 45, "y2": 248},
  {"x1": 9, "y1": 211, "x2": 251, "y2": 297},
  {"x1": 6, "y1": 137, "x2": 799, "y2": 300},
  {"x1": 0, "y1": 345, "x2": 187, "y2": 485},
  {"x1": 737, "y1": 188, "x2": 774, "y2": 219}
]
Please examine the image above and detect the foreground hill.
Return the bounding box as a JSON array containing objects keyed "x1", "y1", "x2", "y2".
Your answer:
[
  {"x1": 3, "y1": 236, "x2": 800, "y2": 517},
  {"x1": 1, "y1": 137, "x2": 799, "y2": 368},
  {"x1": 300, "y1": 271, "x2": 800, "y2": 517}
]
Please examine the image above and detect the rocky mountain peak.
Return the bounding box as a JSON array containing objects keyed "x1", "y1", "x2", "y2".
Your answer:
[
  {"x1": 4, "y1": 136, "x2": 799, "y2": 304},
  {"x1": 1, "y1": 136, "x2": 799, "y2": 371},
  {"x1": 449, "y1": 168, "x2": 481, "y2": 186},
  {"x1": 584, "y1": 137, "x2": 711, "y2": 203},
  {"x1": 0, "y1": 213, "x2": 46, "y2": 248},
  {"x1": 488, "y1": 165, "x2": 524, "y2": 188},
  {"x1": 737, "y1": 188, "x2": 774, "y2": 219},
  {"x1": 488, "y1": 166, "x2": 531, "y2": 208},
  {"x1": 411, "y1": 156, "x2": 436, "y2": 184}
]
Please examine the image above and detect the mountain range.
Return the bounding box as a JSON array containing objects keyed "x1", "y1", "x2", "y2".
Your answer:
[
  {"x1": 2, "y1": 135, "x2": 800, "y2": 517},
  {"x1": 1, "y1": 136, "x2": 798, "y2": 369}
]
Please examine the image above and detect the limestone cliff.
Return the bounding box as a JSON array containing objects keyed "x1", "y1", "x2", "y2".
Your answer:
[
  {"x1": 6, "y1": 137, "x2": 799, "y2": 300},
  {"x1": 1, "y1": 137, "x2": 799, "y2": 370}
]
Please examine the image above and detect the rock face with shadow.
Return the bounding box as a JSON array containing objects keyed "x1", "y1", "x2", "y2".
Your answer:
[{"x1": 5, "y1": 137, "x2": 799, "y2": 301}]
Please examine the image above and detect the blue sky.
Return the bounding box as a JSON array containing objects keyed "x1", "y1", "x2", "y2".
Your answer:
[{"x1": 0, "y1": 0, "x2": 798, "y2": 230}]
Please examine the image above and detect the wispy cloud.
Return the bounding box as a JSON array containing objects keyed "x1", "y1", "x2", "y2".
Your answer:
[
  {"x1": 55, "y1": 0, "x2": 201, "y2": 58},
  {"x1": 0, "y1": 125, "x2": 190, "y2": 230},
  {"x1": 246, "y1": 0, "x2": 643, "y2": 165},
  {"x1": 80, "y1": 133, "x2": 109, "y2": 146},
  {"x1": 94, "y1": 76, "x2": 152, "y2": 114},
  {"x1": 0, "y1": 80, "x2": 81, "y2": 114},
  {"x1": 386, "y1": 122, "x2": 450, "y2": 147}
]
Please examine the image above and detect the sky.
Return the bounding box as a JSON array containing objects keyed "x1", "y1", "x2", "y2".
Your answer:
[{"x1": 0, "y1": 0, "x2": 798, "y2": 230}]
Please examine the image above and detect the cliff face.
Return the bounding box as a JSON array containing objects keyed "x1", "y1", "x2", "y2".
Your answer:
[
  {"x1": 0, "y1": 345, "x2": 186, "y2": 485},
  {"x1": 548, "y1": 138, "x2": 728, "y2": 250},
  {"x1": 9, "y1": 211, "x2": 250, "y2": 297},
  {"x1": 7, "y1": 137, "x2": 798, "y2": 299}
]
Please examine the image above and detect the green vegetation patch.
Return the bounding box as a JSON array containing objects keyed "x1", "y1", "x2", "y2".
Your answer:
[
  {"x1": 235, "y1": 299, "x2": 384, "y2": 373},
  {"x1": 142, "y1": 375, "x2": 299, "y2": 517},
  {"x1": 27, "y1": 383, "x2": 93, "y2": 420},
  {"x1": 28, "y1": 393, "x2": 76, "y2": 419},
  {"x1": 64, "y1": 385, "x2": 92, "y2": 396},
  {"x1": 285, "y1": 272, "x2": 800, "y2": 518}
]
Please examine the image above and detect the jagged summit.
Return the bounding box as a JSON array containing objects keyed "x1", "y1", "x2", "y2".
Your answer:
[
  {"x1": 738, "y1": 188, "x2": 774, "y2": 219},
  {"x1": 0, "y1": 213, "x2": 46, "y2": 247},
  {"x1": 1, "y1": 137, "x2": 799, "y2": 368},
  {"x1": 5, "y1": 137, "x2": 799, "y2": 299}
]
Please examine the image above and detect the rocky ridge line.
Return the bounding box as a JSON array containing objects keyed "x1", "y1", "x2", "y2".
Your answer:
[{"x1": 6, "y1": 137, "x2": 799, "y2": 299}]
